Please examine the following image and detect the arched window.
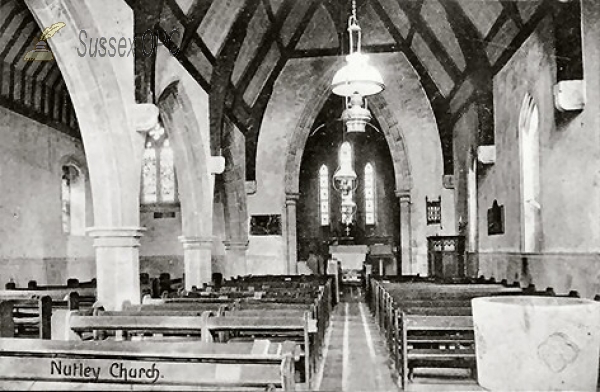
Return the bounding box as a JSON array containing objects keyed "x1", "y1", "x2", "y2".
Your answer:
[
  {"x1": 141, "y1": 122, "x2": 178, "y2": 205},
  {"x1": 364, "y1": 162, "x2": 376, "y2": 225},
  {"x1": 519, "y1": 93, "x2": 541, "y2": 252},
  {"x1": 319, "y1": 165, "x2": 330, "y2": 226},
  {"x1": 337, "y1": 142, "x2": 356, "y2": 227},
  {"x1": 339, "y1": 141, "x2": 352, "y2": 166},
  {"x1": 61, "y1": 163, "x2": 86, "y2": 236}
]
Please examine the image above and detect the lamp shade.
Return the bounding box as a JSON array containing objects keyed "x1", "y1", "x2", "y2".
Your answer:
[{"x1": 331, "y1": 52, "x2": 384, "y2": 97}]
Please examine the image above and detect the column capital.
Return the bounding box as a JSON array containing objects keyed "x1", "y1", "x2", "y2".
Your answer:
[
  {"x1": 178, "y1": 236, "x2": 213, "y2": 250},
  {"x1": 395, "y1": 190, "x2": 411, "y2": 202},
  {"x1": 209, "y1": 156, "x2": 226, "y2": 174},
  {"x1": 285, "y1": 192, "x2": 300, "y2": 204},
  {"x1": 132, "y1": 103, "x2": 159, "y2": 133},
  {"x1": 86, "y1": 226, "x2": 146, "y2": 248},
  {"x1": 223, "y1": 240, "x2": 249, "y2": 251}
]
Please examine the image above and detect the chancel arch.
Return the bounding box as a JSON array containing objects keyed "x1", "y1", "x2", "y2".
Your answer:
[{"x1": 296, "y1": 92, "x2": 399, "y2": 272}]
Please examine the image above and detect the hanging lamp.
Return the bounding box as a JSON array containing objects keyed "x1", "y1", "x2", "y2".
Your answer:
[{"x1": 331, "y1": 0, "x2": 384, "y2": 133}]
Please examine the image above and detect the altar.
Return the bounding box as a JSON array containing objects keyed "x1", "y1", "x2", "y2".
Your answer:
[{"x1": 329, "y1": 245, "x2": 368, "y2": 271}]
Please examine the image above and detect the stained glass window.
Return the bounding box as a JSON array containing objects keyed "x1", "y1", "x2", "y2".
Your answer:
[
  {"x1": 340, "y1": 141, "x2": 352, "y2": 165},
  {"x1": 365, "y1": 163, "x2": 375, "y2": 225},
  {"x1": 141, "y1": 122, "x2": 178, "y2": 205},
  {"x1": 319, "y1": 165, "x2": 329, "y2": 226}
]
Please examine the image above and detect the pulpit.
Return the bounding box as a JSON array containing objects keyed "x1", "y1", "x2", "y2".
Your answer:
[{"x1": 427, "y1": 236, "x2": 466, "y2": 279}]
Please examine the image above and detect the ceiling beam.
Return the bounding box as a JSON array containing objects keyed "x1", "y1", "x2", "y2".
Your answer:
[
  {"x1": 290, "y1": 43, "x2": 400, "y2": 58},
  {"x1": 234, "y1": 0, "x2": 296, "y2": 97},
  {"x1": 180, "y1": 0, "x2": 213, "y2": 52},
  {"x1": 0, "y1": 14, "x2": 34, "y2": 60},
  {"x1": 499, "y1": 0, "x2": 524, "y2": 28},
  {"x1": 130, "y1": 0, "x2": 164, "y2": 104},
  {"x1": 438, "y1": 0, "x2": 489, "y2": 67},
  {"x1": 371, "y1": 0, "x2": 453, "y2": 174},
  {"x1": 245, "y1": 0, "x2": 320, "y2": 181},
  {"x1": 209, "y1": 0, "x2": 262, "y2": 154},
  {"x1": 491, "y1": 0, "x2": 553, "y2": 74},
  {"x1": 394, "y1": 0, "x2": 463, "y2": 83},
  {"x1": 439, "y1": 0, "x2": 494, "y2": 146},
  {"x1": 261, "y1": 0, "x2": 285, "y2": 51},
  {"x1": 11, "y1": 21, "x2": 39, "y2": 67},
  {"x1": 371, "y1": 0, "x2": 444, "y2": 108},
  {"x1": 163, "y1": 0, "x2": 215, "y2": 64},
  {"x1": 154, "y1": 2, "x2": 253, "y2": 146},
  {"x1": 483, "y1": 8, "x2": 510, "y2": 45},
  {"x1": 0, "y1": 2, "x2": 27, "y2": 37}
]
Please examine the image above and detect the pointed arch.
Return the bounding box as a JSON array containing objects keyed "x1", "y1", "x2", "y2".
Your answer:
[
  {"x1": 156, "y1": 81, "x2": 212, "y2": 238},
  {"x1": 284, "y1": 60, "x2": 411, "y2": 195},
  {"x1": 25, "y1": 0, "x2": 146, "y2": 227}
]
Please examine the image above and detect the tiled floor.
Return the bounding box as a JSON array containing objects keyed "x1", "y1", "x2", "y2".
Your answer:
[
  {"x1": 315, "y1": 293, "x2": 400, "y2": 391},
  {"x1": 314, "y1": 290, "x2": 484, "y2": 392}
]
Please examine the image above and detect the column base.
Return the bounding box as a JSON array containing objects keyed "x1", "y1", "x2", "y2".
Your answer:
[
  {"x1": 223, "y1": 240, "x2": 249, "y2": 279},
  {"x1": 179, "y1": 236, "x2": 213, "y2": 290},
  {"x1": 87, "y1": 227, "x2": 145, "y2": 311}
]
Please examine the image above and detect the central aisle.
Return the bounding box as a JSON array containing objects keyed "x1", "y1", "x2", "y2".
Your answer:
[{"x1": 315, "y1": 293, "x2": 399, "y2": 391}]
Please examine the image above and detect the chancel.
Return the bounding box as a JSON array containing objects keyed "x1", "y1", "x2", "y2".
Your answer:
[{"x1": 1, "y1": 0, "x2": 600, "y2": 391}]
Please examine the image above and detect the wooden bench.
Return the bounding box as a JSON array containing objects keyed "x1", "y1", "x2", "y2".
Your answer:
[
  {"x1": 0, "y1": 337, "x2": 297, "y2": 390},
  {"x1": 60, "y1": 309, "x2": 316, "y2": 388},
  {"x1": 0, "y1": 294, "x2": 85, "y2": 339},
  {"x1": 5, "y1": 278, "x2": 96, "y2": 290},
  {"x1": 0, "y1": 287, "x2": 96, "y2": 300},
  {"x1": 65, "y1": 312, "x2": 214, "y2": 341},
  {"x1": 203, "y1": 313, "x2": 317, "y2": 388},
  {"x1": 401, "y1": 313, "x2": 475, "y2": 388}
]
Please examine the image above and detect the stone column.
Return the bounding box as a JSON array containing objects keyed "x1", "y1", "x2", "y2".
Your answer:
[
  {"x1": 87, "y1": 227, "x2": 145, "y2": 311},
  {"x1": 223, "y1": 240, "x2": 249, "y2": 279},
  {"x1": 179, "y1": 236, "x2": 213, "y2": 290},
  {"x1": 285, "y1": 192, "x2": 300, "y2": 275},
  {"x1": 396, "y1": 191, "x2": 413, "y2": 276}
]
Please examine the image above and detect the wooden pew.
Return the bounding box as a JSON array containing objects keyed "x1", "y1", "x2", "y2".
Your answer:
[
  {"x1": 0, "y1": 288, "x2": 96, "y2": 302},
  {"x1": 63, "y1": 309, "x2": 316, "y2": 388},
  {"x1": 401, "y1": 313, "x2": 476, "y2": 389},
  {"x1": 0, "y1": 338, "x2": 297, "y2": 390},
  {"x1": 66, "y1": 312, "x2": 214, "y2": 341},
  {"x1": 371, "y1": 276, "x2": 583, "y2": 386},
  {"x1": 5, "y1": 278, "x2": 96, "y2": 290},
  {"x1": 0, "y1": 295, "x2": 76, "y2": 339},
  {"x1": 203, "y1": 312, "x2": 317, "y2": 389},
  {"x1": 147, "y1": 274, "x2": 332, "y2": 388},
  {"x1": 4, "y1": 296, "x2": 52, "y2": 339},
  {"x1": 1, "y1": 291, "x2": 93, "y2": 340}
]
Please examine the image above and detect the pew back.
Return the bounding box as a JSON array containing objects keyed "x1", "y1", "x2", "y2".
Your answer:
[{"x1": 0, "y1": 338, "x2": 296, "y2": 390}]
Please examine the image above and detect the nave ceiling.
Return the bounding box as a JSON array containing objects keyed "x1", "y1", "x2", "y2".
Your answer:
[{"x1": 0, "y1": 0, "x2": 555, "y2": 176}]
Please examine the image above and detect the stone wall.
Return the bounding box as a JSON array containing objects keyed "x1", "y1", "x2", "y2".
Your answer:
[
  {"x1": 0, "y1": 106, "x2": 94, "y2": 285},
  {"x1": 474, "y1": 3, "x2": 600, "y2": 298}
]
